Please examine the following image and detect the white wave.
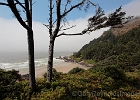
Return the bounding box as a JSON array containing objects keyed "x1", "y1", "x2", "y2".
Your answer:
[
  {"x1": 53, "y1": 58, "x2": 64, "y2": 65},
  {"x1": 0, "y1": 61, "x2": 28, "y2": 70},
  {"x1": 0, "y1": 57, "x2": 64, "y2": 71}
]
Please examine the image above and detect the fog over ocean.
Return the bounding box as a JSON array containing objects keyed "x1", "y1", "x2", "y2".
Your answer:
[{"x1": 0, "y1": 51, "x2": 71, "y2": 71}]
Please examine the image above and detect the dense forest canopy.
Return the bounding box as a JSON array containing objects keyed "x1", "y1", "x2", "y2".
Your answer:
[{"x1": 74, "y1": 17, "x2": 140, "y2": 70}]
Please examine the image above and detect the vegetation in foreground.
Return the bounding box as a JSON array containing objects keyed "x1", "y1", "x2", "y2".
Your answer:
[{"x1": 0, "y1": 66, "x2": 140, "y2": 100}]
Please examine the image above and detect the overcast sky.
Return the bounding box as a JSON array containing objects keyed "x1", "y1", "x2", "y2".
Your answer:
[{"x1": 0, "y1": 0, "x2": 140, "y2": 53}]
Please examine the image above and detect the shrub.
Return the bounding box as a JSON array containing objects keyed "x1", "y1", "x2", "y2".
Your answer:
[
  {"x1": 0, "y1": 66, "x2": 140, "y2": 100},
  {"x1": 43, "y1": 68, "x2": 57, "y2": 79},
  {"x1": 43, "y1": 68, "x2": 63, "y2": 81},
  {"x1": 68, "y1": 67, "x2": 85, "y2": 74},
  {"x1": 102, "y1": 65, "x2": 126, "y2": 81},
  {"x1": 101, "y1": 65, "x2": 127, "y2": 89},
  {"x1": 0, "y1": 69, "x2": 22, "y2": 99},
  {"x1": 86, "y1": 59, "x2": 95, "y2": 64},
  {"x1": 36, "y1": 78, "x2": 51, "y2": 92},
  {"x1": 74, "y1": 57, "x2": 82, "y2": 62}
]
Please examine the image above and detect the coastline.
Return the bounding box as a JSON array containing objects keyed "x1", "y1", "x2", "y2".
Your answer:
[{"x1": 20, "y1": 62, "x2": 90, "y2": 78}]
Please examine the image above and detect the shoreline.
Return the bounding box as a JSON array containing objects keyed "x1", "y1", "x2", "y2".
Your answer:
[{"x1": 20, "y1": 62, "x2": 90, "y2": 78}]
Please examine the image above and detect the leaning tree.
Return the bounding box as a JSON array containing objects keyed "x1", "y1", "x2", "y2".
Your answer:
[
  {"x1": 44, "y1": 0, "x2": 129, "y2": 82},
  {"x1": 0, "y1": 0, "x2": 36, "y2": 93}
]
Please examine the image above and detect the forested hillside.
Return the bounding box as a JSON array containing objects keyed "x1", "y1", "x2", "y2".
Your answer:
[{"x1": 74, "y1": 18, "x2": 140, "y2": 70}]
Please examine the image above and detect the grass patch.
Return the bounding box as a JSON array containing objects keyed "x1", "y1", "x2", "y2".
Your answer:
[{"x1": 86, "y1": 59, "x2": 95, "y2": 64}]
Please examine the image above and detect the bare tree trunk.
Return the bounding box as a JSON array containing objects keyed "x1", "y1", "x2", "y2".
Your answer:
[
  {"x1": 27, "y1": 29, "x2": 36, "y2": 92},
  {"x1": 26, "y1": 0, "x2": 36, "y2": 93},
  {"x1": 47, "y1": 38, "x2": 55, "y2": 82},
  {"x1": 3, "y1": 0, "x2": 36, "y2": 93}
]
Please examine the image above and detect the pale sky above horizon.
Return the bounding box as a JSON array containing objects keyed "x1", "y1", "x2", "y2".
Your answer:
[{"x1": 0, "y1": 0, "x2": 140, "y2": 53}]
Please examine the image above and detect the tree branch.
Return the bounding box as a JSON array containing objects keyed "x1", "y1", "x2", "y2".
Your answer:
[
  {"x1": 63, "y1": 0, "x2": 69, "y2": 14},
  {"x1": 57, "y1": 32, "x2": 84, "y2": 37},
  {"x1": 59, "y1": 25, "x2": 76, "y2": 31},
  {"x1": 57, "y1": 6, "x2": 129, "y2": 37},
  {"x1": 0, "y1": 2, "x2": 9, "y2": 6},
  {"x1": 61, "y1": 0, "x2": 85, "y2": 18},
  {"x1": 7, "y1": 0, "x2": 29, "y2": 30},
  {"x1": 43, "y1": 24, "x2": 50, "y2": 30},
  {"x1": 53, "y1": 0, "x2": 62, "y2": 37},
  {"x1": 88, "y1": 0, "x2": 97, "y2": 6},
  {"x1": 53, "y1": 0, "x2": 86, "y2": 38},
  {"x1": 25, "y1": 0, "x2": 32, "y2": 28},
  {"x1": 57, "y1": 28, "x2": 91, "y2": 37},
  {"x1": 15, "y1": 0, "x2": 26, "y2": 10},
  {"x1": 49, "y1": 0, "x2": 53, "y2": 36}
]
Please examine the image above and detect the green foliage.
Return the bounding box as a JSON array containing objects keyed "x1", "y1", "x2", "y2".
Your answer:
[
  {"x1": 43, "y1": 68, "x2": 57, "y2": 79},
  {"x1": 86, "y1": 59, "x2": 95, "y2": 64},
  {"x1": 36, "y1": 78, "x2": 51, "y2": 92},
  {"x1": 0, "y1": 69, "x2": 22, "y2": 99},
  {"x1": 68, "y1": 67, "x2": 85, "y2": 74},
  {"x1": 101, "y1": 66, "x2": 127, "y2": 90},
  {"x1": 0, "y1": 69, "x2": 21, "y2": 85},
  {"x1": 102, "y1": 66, "x2": 126, "y2": 81},
  {"x1": 0, "y1": 68, "x2": 140, "y2": 100},
  {"x1": 74, "y1": 57, "x2": 82, "y2": 62},
  {"x1": 74, "y1": 25, "x2": 140, "y2": 70},
  {"x1": 43, "y1": 68, "x2": 63, "y2": 81},
  {"x1": 36, "y1": 68, "x2": 140, "y2": 100}
]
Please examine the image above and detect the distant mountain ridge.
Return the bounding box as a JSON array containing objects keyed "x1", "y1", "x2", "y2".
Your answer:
[{"x1": 74, "y1": 17, "x2": 140, "y2": 70}]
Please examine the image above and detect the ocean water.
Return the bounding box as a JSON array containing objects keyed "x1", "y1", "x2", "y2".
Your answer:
[{"x1": 0, "y1": 51, "x2": 71, "y2": 71}]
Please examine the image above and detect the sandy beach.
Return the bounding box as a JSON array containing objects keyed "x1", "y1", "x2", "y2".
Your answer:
[{"x1": 19, "y1": 62, "x2": 89, "y2": 78}]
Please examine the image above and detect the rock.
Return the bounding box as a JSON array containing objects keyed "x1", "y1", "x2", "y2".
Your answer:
[{"x1": 21, "y1": 74, "x2": 29, "y2": 80}]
